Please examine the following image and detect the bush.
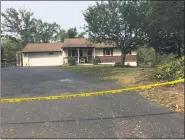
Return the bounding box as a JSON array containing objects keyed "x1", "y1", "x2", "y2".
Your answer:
[
  {"x1": 154, "y1": 56, "x2": 184, "y2": 80},
  {"x1": 114, "y1": 61, "x2": 121, "y2": 67},
  {"x1": 137, "y1": 47, "x2": 177, "y2": 67},
  {"x1": 93, "y1": 56, "x2": 101, "y2": 65},
  {"x1": 68, "y1": 57, "x2": 76, "y2": 66},
  {"x1": 154, "y1": 53, "x2": 176, "y2": 66},
  {"x1": 137, "y1": 47, "x2": 156, "y2": 67}
]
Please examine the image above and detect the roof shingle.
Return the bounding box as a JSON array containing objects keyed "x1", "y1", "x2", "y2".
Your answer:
[
  {"x1": 63, "y1": 38, "x2": 115, "y2": 48},
  {"x1": 22, "y1": 43, "x2": 63, "y2": 52}
]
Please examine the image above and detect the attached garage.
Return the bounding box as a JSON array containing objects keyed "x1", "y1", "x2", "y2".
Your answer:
[
  {"x1": 28, "y1": 52, "x2": 62, "y2": 66},
  {"x1": 21, "y1": 43, "x2": 63, "y2": 67}
]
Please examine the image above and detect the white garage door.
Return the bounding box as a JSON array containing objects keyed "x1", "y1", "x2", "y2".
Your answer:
[{"x1": 28, "y1": 52, "x2": 62, "y2": 66}]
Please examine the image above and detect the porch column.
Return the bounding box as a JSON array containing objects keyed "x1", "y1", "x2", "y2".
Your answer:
[
  {"x1": 93, "y1": 48, "x2": 95, "y2": 58},
  {"x1": 16, "y1": 53, "x2": 18, "y2": 66},
  {"x1": 20, "y1": 53, "x2": 22, "y2": 66},
  {"x1": 77, "y1": 48, "x2": 80, "y2": 64}
]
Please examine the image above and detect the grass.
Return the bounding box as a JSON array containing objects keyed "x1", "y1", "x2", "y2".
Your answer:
[{"x1": 61, "y1": 65, "x2": 184, "y2": 113}]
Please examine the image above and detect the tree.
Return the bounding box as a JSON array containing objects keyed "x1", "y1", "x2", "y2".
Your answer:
[
  {"x1": 83, "y1": 1, "x2": 147, "y2": 66},
  {"x1": 67, "y1": 27, "x2": 78, "y2": 38},
  {"x1": 33, "y1": 20, "x2": 60, "y2": 43},
  {"x1": 1, "y1": 45, "x2": 5, "y2": 63},
  {"x1": 77, "y1": 32, "x2": 86, "y2": 38},
  {"x1": 58, "y1": 29, "x2": 68, "y2": 42},
  {"x1": 144, "y1": 1, "x2": 184, "y2": 58},
  {"x1": 1, "y1": 8, "x2": 36, "y2": 44},
  {"x1": 1, "y1": 36, "x2": 24, "y2": 63},
  {"x1": 1, "y1": 8, "x2": 61, "y2": 44}
]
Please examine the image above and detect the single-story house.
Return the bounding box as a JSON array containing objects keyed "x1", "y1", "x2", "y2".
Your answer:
[{"x1": 17, "y1": 38, "x2": 137, "y2": 67}]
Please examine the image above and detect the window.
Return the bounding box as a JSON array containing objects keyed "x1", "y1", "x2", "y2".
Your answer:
[
  {"x1": 49, "y1": 52, "x2": 54, "y2": 55},
  {"x1": 104, "y1": 48, "x2": 113, "y2": 56},
  {"x1": 80, "y1": 50, "x2": 83, "y2": 57},
  {"x1": 88, "y1": 49, "x2": 92, "y2": 56},
  {"x1": 68, "y1": 50, "x2": 77, "y2": 57}
]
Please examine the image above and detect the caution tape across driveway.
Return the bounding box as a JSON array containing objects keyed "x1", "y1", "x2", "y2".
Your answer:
[{"x1": 1, "y1": 78, "x2": 184, "y2": 103}]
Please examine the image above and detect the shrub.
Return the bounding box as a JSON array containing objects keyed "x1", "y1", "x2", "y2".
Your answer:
[
  {"x1": 137, "y1": 47, "x2": 156, "y2": 67},
  {"x1": 154, "y1": 56, "x2": 184, "y2": 80},
  {"x1": 114, "y1": 61, "x2": 121, "y2": 67},
  {"x1": 137, "y1": 47, "x2": 177, "y2": 67},
  {"x1": 68, "y1": 57, "x2": 76, "y2": 66},
  {"x1": 155, "y1": 53, "x2": 176, "y2": 66},
  {"x1": 93, "y1": 56, "x2": 101, "y2": 65}
]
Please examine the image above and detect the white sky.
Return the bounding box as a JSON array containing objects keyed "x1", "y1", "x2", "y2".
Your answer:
[{"x1": 1, "y1": 1, "x2": 96, "y2": 32}]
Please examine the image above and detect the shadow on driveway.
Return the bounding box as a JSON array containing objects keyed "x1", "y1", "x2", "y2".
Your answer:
[{"x1": 2, "y1": 111, "x2": 176, "y2": 125}]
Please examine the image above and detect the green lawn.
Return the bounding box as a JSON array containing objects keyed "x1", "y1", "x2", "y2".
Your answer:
[
  {"x1": 61, "y1": 65, "x2": 154, "y2": 87},
  {"x1": 60, "y1": 65, "x2": 184, "y2": 113}
]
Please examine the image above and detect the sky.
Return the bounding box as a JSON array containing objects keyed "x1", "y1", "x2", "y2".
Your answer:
[{"x1": 1, "y1": 1, "x2": 96, "y2": 32}]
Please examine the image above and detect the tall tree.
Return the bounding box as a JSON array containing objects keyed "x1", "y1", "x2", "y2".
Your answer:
[
  {"x1": 58, "y1": 29, "x2": 68, "y2": 42},
  {"x1": 67, "y1": 27, "x2": 78, "y2": 38},
  {"x1": 1, "y1": 8, "x2": 61, "y2": 44},
  {"x1": 1, "y1": 8, "x2": 36, "y2": 44},
  {"x1": 77, "y1": 32, "x2": 86, "y2": 38},
  {"x1": 83, "y1": 1, "x2": 147, "y2": 66},
  {"x1": 144, "y1": 1, "x2": 184, "y2": 58}
]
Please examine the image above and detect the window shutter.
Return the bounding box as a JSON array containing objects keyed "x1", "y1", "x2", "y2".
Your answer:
[
  {"x1": 103, "y1": 48, "x2": 105, "y2": 56},
  {"x1": 111, "y1": 48, "x2": 113, "y2": 56}
]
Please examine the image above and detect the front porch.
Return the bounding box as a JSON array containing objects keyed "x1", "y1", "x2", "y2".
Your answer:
[{"x1": 63, "y1": 48, "x2": 95, "y2": 64}]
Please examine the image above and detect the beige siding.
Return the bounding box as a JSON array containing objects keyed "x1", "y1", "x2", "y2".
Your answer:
[
  {"x1": 22, "y1": 53, "x2": 29, "y2": 66},
  {"x1": 95, "y1": 48, "x2": 104, "y2": 56},
  {"x1": 95, "y1": 48, "x2": 136, "y2": 56},
  {"x1": 131, "y1": 51, "x2": 137, "y2": 55},
  {"x1": 22, "y1": 52, "x2": 62, "y2": 66},
  {"x1": 113, "y1": 48, "x2": 121, "y2": 56}
]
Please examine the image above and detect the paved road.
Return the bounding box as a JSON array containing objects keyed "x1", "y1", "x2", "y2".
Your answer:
[{"x1": 1, "y1": 67, "x2": 184, "y2": 138}]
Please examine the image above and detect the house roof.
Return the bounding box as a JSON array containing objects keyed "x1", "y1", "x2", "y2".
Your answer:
[
  {"x1": 63, "y1": 38, "x2": 92, "y2": 48},
  {"x1": 22, "y1": 38, "x2": 116, "y2": 53},
  {"x1": 22, "y1": 43, "x2": 63, "y2": 52},
  {"x1": 63, "y1": 38, "x2": 115, "y2": 48}
]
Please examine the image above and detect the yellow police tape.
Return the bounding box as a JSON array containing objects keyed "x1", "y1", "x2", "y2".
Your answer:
[{"x1": 1, "y1": 78, "x2": 184, "y2": 103}]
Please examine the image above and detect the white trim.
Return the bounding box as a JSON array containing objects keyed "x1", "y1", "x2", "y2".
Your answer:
[
  {"x1": 99, "y1": 61, "x2": 137, "y2": 67},
  {"x1": 104, "y1": 48, "x2": 112, "y2": 56}
]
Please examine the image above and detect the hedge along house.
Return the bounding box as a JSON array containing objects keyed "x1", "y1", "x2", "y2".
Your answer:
[
  {"x1": 19, "y1": 38, "x2": 137, "y2": 67},
  {"x1": 62, "y1": 38, "x2": 137, "y2": 66}
]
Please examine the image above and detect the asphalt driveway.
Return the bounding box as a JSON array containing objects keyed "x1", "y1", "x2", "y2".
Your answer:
[{"x1": 1, "y1": 67, "x2": 184, "y2": 138}]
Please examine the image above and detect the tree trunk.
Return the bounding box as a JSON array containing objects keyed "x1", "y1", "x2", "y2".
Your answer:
[
  {"x1": 177, "y1": 41, "x2": 182, "y2": 58},
  {"x1": 121, "y1": 51, "x2": 126, "y2": 67}
]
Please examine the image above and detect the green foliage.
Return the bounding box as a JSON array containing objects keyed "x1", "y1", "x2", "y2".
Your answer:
[
  {"x1": 155, "y1": 56, "x2": 184, "y2": 80},
  {"x1": 1, "y1": 8, "x2": 61, "y2": 44},
  {"x1": 1, "y1": 37, "x2": 23, "y2": 62},
  {"x1": 67, "y1": 27, "x2": 78, "y2": 38},
  {"x1": 137, "y1": 47, "x2": 177, "y2": 67},
  {"x1": 68, "y1": 57, "x2": 77, "y2": 66},
  {"x1": 114, "y1": 62, "x2": 121, "y2": 67},
  {"x1": 83, "y1": 1, "x2": 147, "y2": 66},
  {"x1": 137, "y1": 47, "x2": 155, "y2": 66},
  {"x1": 143, "y1": 1, "x2": 184, "y2": 57},
  {"x1": 77, "y1": 32, "x2": 86, "y2": 38},
  {"x1": 155, "y1": 53, "x2": 176, "y2": 66},
  {"x1": 92, "y1": 56, "x2": 101, "y2": 65},
  {"x1": 58, "y1": 29, "x2": 67, "y2": 42}
]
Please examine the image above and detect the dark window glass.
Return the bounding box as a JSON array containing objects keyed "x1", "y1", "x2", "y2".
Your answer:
[
  {"x1": 49, "y1": 52, "x2": 54, "y2": 55},
  {"x1": 88, "y1": 49, "x2": 92, "y2": 55},
  {"x1": 80, "y1": 50, "x2": 83, "y2": 56}
]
